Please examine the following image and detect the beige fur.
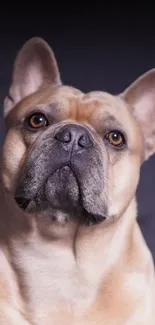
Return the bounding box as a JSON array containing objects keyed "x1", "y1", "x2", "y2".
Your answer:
[{"x1": 0, "y1": 37, "x2": 155, "y2": 324}]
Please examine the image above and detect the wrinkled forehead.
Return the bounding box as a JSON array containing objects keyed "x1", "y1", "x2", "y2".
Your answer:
[{"x1": 6, "y1": 85, "x2": 141, "y2": 137}]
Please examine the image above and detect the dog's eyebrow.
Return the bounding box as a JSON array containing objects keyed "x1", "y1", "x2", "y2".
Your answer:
[
  {"x1": 35, "y1": 102, "x2": 67, "y2": 121},
  {"x1": 104, "y1": 114, "x2": 117, "y2": 123},
  {"x1": 5, "y1": 101, "x2": 61, "y2": 128},
  {"x1": 34, "y1": 102, "x2": 59, "y2": 113},
  {"x1": 102, "y1": 114, "x2": 123, "y2": 129}
]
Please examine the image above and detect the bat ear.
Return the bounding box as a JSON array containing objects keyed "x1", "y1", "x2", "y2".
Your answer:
[
  {"x1": 4, "y1": 37, "x2": 62, "y2": 118},
  {"x1": 120, "y1": 69, "x2": 155, "y2": 160}
]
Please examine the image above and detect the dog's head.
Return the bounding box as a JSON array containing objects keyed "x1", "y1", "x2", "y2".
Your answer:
[{"x1": 1, "y1": 37, "x2": 155, "y2": 228}]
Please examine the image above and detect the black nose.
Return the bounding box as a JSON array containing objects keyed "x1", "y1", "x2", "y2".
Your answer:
[{"x1": 54, "y1": 124, "x2": 93, "y2": 149}]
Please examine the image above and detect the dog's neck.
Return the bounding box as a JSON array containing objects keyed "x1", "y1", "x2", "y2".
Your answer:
[
  {"x1": 0, "y1": 182, "x2": 139, "y2": 276},
  {"x1": 1, "y1": 180, "x2": 153, "y2": 324}
]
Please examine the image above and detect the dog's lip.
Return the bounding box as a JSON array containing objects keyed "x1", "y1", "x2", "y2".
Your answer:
[
  {"x1": 14, "y1": 165, "x2": 107, "y2": 224},
  {"x1": 14, "y1": 196, "x2": 106, "y2": 225},
  {"x1": 14, "y1": 164, "x2": 75, "y2": 212}
]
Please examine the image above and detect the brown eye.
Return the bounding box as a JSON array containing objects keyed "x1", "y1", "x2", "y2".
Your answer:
[
  {"x1": 26, "y1": 113, "x2": 48, "y2": 129},
  {"x1": 105, "y1": 130, "x2": 125, "y2": 147}
]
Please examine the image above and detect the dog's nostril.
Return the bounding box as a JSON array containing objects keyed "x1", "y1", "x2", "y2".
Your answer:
[
  {"x1": 78, "y1": 134, "x2": 93, "y2": 148},
  {"x1": 54, "y1": 125, "x2": 93, "y2": 148},
  {"x1": 55, "y1": 129, "x2": 71, "y2": 143}
]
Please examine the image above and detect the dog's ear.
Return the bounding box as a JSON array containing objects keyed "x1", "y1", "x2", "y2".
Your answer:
[
  {"x1": 120, "y1": 69, "x2": 155, "y2": 160},
  {"x1": 4, "y1": 37, "x2": 62, "y2": 118}
]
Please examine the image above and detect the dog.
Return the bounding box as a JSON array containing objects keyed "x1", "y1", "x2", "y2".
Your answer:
[{"x1": 0, "y1": 37, "x2": 155, "y2": 324}]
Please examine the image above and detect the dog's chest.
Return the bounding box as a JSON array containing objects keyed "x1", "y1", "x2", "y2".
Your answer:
[
  {"x1": 14, "y1": 240, "x2": 96, "y2": 324},
  {"x1": 12, "y1": 238, "x2": 155, "y2": 325}
]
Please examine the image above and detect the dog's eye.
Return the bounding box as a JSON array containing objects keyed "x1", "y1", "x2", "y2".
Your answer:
[
  {"x1": 26, "y1": 113, "x2": 48, "y2": 129},
  {"x1": 104, "y1": 130, "x2": 125, "y2": 147}
]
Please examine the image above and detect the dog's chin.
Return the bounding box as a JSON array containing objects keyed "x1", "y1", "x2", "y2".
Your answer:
[
  {"x1": 15, "y1": 166, "x2": 106, "y2": 226},
  {"x1": 45, "y1": 166, "x2": 80, "y2": 211}
]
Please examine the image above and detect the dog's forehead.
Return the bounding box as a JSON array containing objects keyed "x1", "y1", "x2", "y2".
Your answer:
[
  {"x1": 40, "y1": 86, "x2": 125, "y2": 119},
  {"x1": 8, "y1": 85, "x2": 131, "y2": 124},
  {"x1": 49, "y1": 87, "x2": 125, "y2": 122}
]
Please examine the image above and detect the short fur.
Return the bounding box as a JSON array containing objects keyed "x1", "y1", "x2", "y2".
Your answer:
[{"x1": 0, "y1": 37, "x2": 155, "y2": 324}]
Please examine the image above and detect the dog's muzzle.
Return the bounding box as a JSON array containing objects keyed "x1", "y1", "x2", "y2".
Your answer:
[{"x1": 15, "y1": 123, "x2": 107, "y2": 224}]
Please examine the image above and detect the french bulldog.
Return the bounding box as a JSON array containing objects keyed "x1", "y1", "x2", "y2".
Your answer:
[{"x1": 0, "y1": 37, "x2": 155, "y2": 324}]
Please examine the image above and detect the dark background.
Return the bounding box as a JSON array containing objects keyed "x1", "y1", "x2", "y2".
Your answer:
[{"x1": 0, "y1": 5, "x2": 155, "y2": 260}]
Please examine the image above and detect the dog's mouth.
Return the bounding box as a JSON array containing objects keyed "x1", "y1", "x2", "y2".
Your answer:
[
  {"x1": 14, "y1": 197, "x2": 105, "y2": 226},
  {"x1": 14, "y1": 166, "x2": 107, "y2": 225},
  {"x1": 15, "y1": 165, "x2": 80, "y2": 210}
]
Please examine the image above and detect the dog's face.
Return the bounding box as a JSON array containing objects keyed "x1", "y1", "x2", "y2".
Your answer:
[{"x1": 1, "y1": 38, "x2": 155, "y2": 228}]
